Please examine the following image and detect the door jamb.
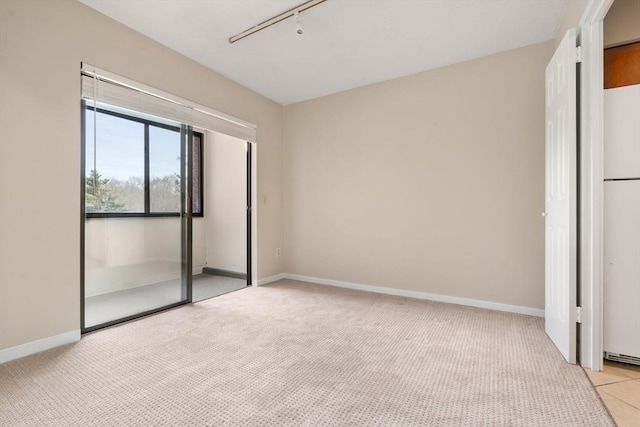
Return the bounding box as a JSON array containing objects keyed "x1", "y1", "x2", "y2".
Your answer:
[
  {"x1": 250, "y1": 142, "x2": 258, "y2": 286},
  {"x1": 577, "y1": 0, "x2": 614, "y2": 371}
]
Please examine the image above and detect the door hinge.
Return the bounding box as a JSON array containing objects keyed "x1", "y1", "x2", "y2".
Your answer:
[
  {"x1": 576, "y1": 46, "x2": 582, "y2": 63},
  {"x1": 576, "y1": 306, "x2": 582, "y2": 323}
]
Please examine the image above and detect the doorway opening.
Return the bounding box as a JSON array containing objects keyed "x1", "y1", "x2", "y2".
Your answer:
[
  {"x1": 192, "y1": 132, "x2": 252, "y2": 303},
  {"x1": 79, "y1": 76, "x2": 255, "y2": 332}
]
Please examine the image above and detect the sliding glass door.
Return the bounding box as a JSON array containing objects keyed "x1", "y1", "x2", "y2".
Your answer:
[
  {"x1": 80, "y1": 64, "x2": 257, "y2": 333},
  {"x1": 81, "y1": 103, "x2": 195, "y2": 331}
]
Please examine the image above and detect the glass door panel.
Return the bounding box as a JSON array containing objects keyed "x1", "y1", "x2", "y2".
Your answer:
[
  {"x1": 82, "y1": 103, "x2": 189, "y2": 330},
  {"x1": 83, "y1": 217, "x2": 183, "y2": 328}
]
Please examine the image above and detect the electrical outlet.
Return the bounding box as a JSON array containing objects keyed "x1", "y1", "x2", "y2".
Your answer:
[{"x1": 276, "y1": 248, "x2": 281, "y2": 257}]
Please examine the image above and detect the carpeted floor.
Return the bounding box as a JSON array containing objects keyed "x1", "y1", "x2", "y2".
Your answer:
[{"x1": 0, "y1": 279, "x2": 614, "y2": 426}]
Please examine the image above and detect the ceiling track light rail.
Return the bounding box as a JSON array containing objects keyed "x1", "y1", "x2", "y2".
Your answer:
[{"x1": 228, "y1": 0, "x2": 326, "y2": 44}]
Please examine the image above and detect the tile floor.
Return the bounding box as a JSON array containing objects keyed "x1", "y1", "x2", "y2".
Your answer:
[{"x1": 584, "y1": 360, "x2": 640, "y2": 426}]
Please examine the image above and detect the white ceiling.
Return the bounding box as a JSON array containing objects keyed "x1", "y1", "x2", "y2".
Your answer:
[{"x1": 79, "y1": 0, "x2": 567, "y2": 105}]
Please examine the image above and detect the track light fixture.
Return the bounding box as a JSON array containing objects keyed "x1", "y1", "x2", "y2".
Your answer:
[
  {"x1": 228, "y1": 0, "x2": 325, "y2": 44},
  {"x1": 294, "y1": 12, "x2": 304, "y2": 35}
]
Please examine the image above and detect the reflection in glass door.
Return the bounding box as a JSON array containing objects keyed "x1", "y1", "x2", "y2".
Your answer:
[{"x1": 81, "y1": 102, "x2": 194, "y2": 331}]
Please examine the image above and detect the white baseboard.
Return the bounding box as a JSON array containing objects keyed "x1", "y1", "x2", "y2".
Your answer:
[
  {"x1": 284, "y1": 274, "x2": 545, "y2": 318},
  {"x1": 0, "y1": 275, "x2": 542, "y2": 364},
  {"x1": 256, "y1": 273, "x2": 286, "y2": 286},
  {"x1": 0, "y1": 330, "x2": 81, "y2": 364}
]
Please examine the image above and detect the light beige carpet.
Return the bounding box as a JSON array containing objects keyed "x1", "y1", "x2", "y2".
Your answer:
[{"x1": 0, "y1": 279, "x2": 613, "y2": 426}]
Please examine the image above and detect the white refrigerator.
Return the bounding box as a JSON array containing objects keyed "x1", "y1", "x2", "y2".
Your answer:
[{"x1": 603, "y1": 84, "x2": 640, "y2": 365}]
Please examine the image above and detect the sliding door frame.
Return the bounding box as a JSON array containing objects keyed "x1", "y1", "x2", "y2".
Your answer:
[
  {"x1": 80, "y1": 105, "x2": 194, "y2": 334},
  {"x1": 247, "y1": 142, "x2": 252, "y2": 286},
  {"x1": 181, "y1": 125, "x2": 194, "y2": 302},
  {"x1": 80, "y1": 100, "x2": 86, "y2": 332}
]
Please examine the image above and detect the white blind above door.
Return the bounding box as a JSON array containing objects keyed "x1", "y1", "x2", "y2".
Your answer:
[{"x1": 81, "y1": 63, "x2": 257, "y2": 143}]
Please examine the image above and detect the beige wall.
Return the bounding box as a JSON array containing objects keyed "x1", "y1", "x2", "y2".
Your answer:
[
  {"x1": 604, "y1": 0, "x2": 640, "y2": 47},
  {"x1": 283, "y1": 41, "x2": 554, "y2": 309},
  {"x1": 205, "y1": 132, "x2": 248, "y2": 274},
  {"x1": 193, "y1": 218, "x2": 207, "y2": 272},
  {"x1": 0, "y1": 0, "x2": 283, "y2": 350},
  {"x1": 85, "y1": 218, "x2": 182, "y2": 296},
  {"x1": 84, "y1": 218, "x2": 207, "y2": 297},
  {"x1": 555, "y1": 0, "x2": 590, "y2": 46}
]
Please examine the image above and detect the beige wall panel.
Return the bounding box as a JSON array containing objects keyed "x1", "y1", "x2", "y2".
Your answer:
[
  {"x1": 0, "y1": 0, "x2": 283, "y2": 350},
  {"x1": 283, "y1": 41, "x2": 554, "y2": 309},
  {"x1": 555, "y1": 0, "x2": 590, "y2": 47},
  {"x1": 205, "y1": 133, "x2": 248, "y2": 274},
  {"x1": 604, "y1": 0, "x2": 640, "y2": 47},
  {"x1": 193, "y1": 218, "x2": 207, "y2": 272},
  {"x1": 83, "y1": 218, "x2": 205, "y2": 297}
]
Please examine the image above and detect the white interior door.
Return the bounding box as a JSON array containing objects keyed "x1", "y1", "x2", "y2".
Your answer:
[{"x1": 545, "y1": 28, "x2": 578, "y2": 364}]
